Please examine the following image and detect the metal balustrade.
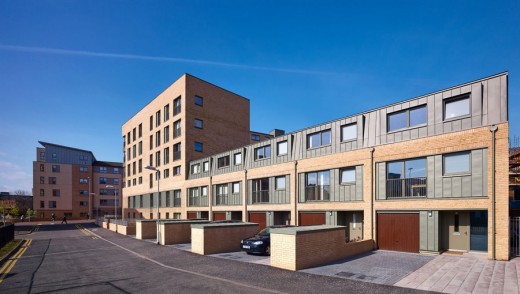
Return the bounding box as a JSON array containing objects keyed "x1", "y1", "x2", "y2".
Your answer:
[{"x1": 386, "y1": 177, "x2": 427, "y2": 198}]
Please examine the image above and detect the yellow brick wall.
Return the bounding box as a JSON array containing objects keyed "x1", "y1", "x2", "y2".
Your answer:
[{"x1": 191, "y1": 225, "x2": 259, "y2": 255}]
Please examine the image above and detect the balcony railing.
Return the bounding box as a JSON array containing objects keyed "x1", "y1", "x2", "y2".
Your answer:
[
  {"x1": 252, "y1": 190, "x2": 270, "y2": 203},
  {"x1": 173, "y1": 151, "x2": 181, "y2": 161},
  {"x1": 188, "y1": 196, "x2": 208, "y2": 207},
  {"x1": 215, "y1": 194, "x2": 228, "y2": 205},
  {"x1": 305, "y1": 185, "x2": 330, "y2": 201},
  {"x1": 386, "y1": 177, "x2": 427, "y2": 198},
  {"x1": 173, "y1": 197, "x2": 181, "y2": 207}
]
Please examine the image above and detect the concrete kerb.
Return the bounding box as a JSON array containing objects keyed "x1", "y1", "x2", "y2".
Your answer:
[{"x1": 0, "y1": 239, "x2": 25, "y2": 265}]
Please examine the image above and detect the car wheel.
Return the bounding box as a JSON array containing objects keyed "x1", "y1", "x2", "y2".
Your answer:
[{"x1": 265, "y1": 246, "x2": 270, "y2": 256}]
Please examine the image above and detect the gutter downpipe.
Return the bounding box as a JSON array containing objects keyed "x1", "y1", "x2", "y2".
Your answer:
[
  {"x1": 370, "y1": 148, "x2": 375, "y2": 242},
  {"x1": 294, "y1": 160, "x2": 298, "y2": 226},
  {"x1": 490, "y1": 125, "x2": 497, "y2": 260}
]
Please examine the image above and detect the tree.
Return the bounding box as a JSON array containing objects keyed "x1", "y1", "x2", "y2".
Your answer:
[
  {"x1": 0, "y1": 201, "x2": 7, "y2": 226},
  {"x1": 13, "y1": 190, "x2": 30, "y2": 196},
  {"x1": 26, "y1": 208, "x2": 37, "y2": 222},
  {"x1": 9, "y1": 202, "x2": 19, "y2": 218}
]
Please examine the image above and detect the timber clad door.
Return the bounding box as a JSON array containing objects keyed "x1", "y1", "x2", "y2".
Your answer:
[
  {"x1": 213, "y1": 212, "x2": 226, "y2": 221},
  {"x1": 299, "y1": 212, "x2": 326, "y2": 226},
  {"x1": 187, "y1": 212, "x2": 197, "y2": 219},
  {"x1": 377, "y1": 213, "x2": 419, "y2": 253},
  {"x1": 248, "y1": 212, "x2": 266, "y2": 231}
]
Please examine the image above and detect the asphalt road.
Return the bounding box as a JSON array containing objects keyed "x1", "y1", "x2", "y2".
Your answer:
[{"x1": 0, "y1": 223, "x2": 432, "y2": 293}]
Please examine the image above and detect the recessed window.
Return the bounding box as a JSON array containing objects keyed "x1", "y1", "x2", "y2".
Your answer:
[
  {"x1": 174, "y1": 96, "x2": 181, "y2": 115},
  {"x1": 277, "y1": 141, "x2": 288, "y2": 156},
  {"x1": 341, "y1": 124, "x2": 357, "y2": 142},
  {"x1": 195, "y1": 95, "x2": 203, "y2": 106},
  {"x1": 164, "y1": 168, "x2": 170, "y2": 178},
  {"x1": 388, "y1": 105, "x2": 426, "y2": 132},
  {"x1": 218, "y1": 155, "x2": 230, "y2": 168},
  {"x1": 307, "y1": 130, "x2": 331, "y2": 149},
  {"x1": 203, "y1": 161, "x2": 209, "y2": 172},
  {"x1": 164, "y1": 126, "x2": 170, "y2": 143},
  {"x1": 194, "y1": 142, "x2": 203, "y2": 152},
  {"x1": 52, "y1": 165, "x2": 60, "y2": 172},
  {"x1": 138, "y1": 123, "x2": 142, "y2": 138},
  {"x1": 156, "y1": 131, "x2": 161, "y2": 147},
  {"x1": 275, "y1": 176, "x2": 286, "y2": 190},
  {"x1": 99, "y1": 166, "x2": 107, "y2": 173},
  {"x1": 164, "y1": 104, "x2": 170, "y2": 122},
  {"x1": 445, "y1": 95, "x2": 470, "y2": 120},
  {"x1": 305, "y1": 171, "x2": 330, "y2": 201},
  {"x1": 164, "y1": 147, "x2": 170, "y2": 164},
  {"x1": 52, "y1": 189, "x2": 60, "y2": 197},
  {"x1": 251, "y1": 134, "x2": 260, "y2": 141},
  {"x1": 173, "y1": 143, "x2": 181, "y2": 160},
  {"x1": 191, "y1": 164, "x2": 201, "y2": 174},
  {"x1": 234, "y1": 153, "x2": 242, "y2": 165},
  {"x1": 79, "y1": 178, "x2": 88, "y2": 184},
  {"x1": 340, "y1": 168, "x2": 356, "y2": 184},
  {"x1": 444, "y1": 152, "x2": 470, "y2": 175},
  {"x1": 194, "y1": 119, "x2": 203, "y2": 129},
  {"x1": 173, "y1": 166, "x2": 181, "y2": 176},
  {"x1": 232, "y1": 182, "x2": 240, "y2": 194},
  {"x1": 156, "y1": 110, "x2": 161, "y2": 127},
  {"x1": 99, "y1": 177, "x2": 108, "y2": 184},
  {"x1": 255, "y1": 145, "x2": 271, "y2": 160}
]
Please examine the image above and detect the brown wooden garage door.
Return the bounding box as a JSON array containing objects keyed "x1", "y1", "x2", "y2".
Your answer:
[
  {"x1": 377, "y1": 213, "x2": 419, "y2": 253},
  {"x1": 213, "y1": 212, "x2": 226, "y2": 221},
  {"x1": 187, "y1": 212, "x2": 198, "y2": 219},
  {"x1": 299, "y1": 212, "x2": 326, "y2": 226},
  {"x1": 248, "y1": 212, "x2": 266, "y2": 231}
]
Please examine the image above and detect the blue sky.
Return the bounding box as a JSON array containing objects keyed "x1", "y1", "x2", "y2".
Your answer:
[{"x1": 0, "y1": 0, "x2": 518, "y2": 193}]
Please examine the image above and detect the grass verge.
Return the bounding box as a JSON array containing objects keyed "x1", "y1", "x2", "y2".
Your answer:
[{"x1": 0, "y1": 240, "x2": 22, "y2": 260}]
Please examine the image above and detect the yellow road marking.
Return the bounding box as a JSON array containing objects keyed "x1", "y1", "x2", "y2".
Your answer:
[
  {"x1": 0, "y1": 240, "x2": 32, "y2": 283},
  {"x1": 76, "y1": 224, "x2": 93, "y2": 237}
]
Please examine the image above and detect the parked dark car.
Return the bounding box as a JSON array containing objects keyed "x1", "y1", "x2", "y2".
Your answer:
[{"x1": 240, "y1": 225, "x2": 293, "y2": 255}]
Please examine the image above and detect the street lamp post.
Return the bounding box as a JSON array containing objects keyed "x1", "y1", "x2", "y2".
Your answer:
[
  {"x1": 88, "y1": 177, "x2": 91, "y2": 220},
  {"x1": 145, "y1": 165, "x2": 160, "y2": 245}
]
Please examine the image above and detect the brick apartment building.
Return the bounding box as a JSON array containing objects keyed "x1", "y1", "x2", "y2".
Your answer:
[
  {"x1": 33, "y1": 141, "x2": 123, "y2": 220},
  {"x1": 122, "y1": 72, "x2": 509, "y2": 260}
]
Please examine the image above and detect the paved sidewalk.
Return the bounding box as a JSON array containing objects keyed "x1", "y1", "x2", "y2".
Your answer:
[{"x1": 395, "y1": 253, "x2": 518, "y2": 293}]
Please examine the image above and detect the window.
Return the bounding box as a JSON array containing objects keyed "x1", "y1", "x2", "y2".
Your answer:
[
  {"x1": 195, "y1": 95, "x2": 203, "y2": 106},
  {"x1": 388, "y1": 105, "x2": 427, "y2": 132},
  {"x1": 277, "y1": 141, "x2": 288, "y2": 156},
  {"x1": 79, "y1": 155, "x2": 89, "y2": 161},
  {"x1": 194, "y1": 142, "x2": 203, "y2": 152},
  {"x1": 454, "y1": 213, "x2": 459, "y2": 233},
  {"x1": 40, "y1": 201, "x2": 44, "y2": 208},
  {"x1": 80, "y1": 190, "x2": 88, "y2": 195},
  {"x1": 173, "y1": 120, "x2": 181, "y2": 138},
  {"x1": 138, "y1": 123, "x2": 142, "y2": 138},
  {"x1": 132, "y1": 128, "x2": 136, "y2": 142},
  {"x1": 164, "y1": 168, "x2": 170, "y2": 178},
  {"x1": 149, "y1": 135, "x2": 153, "y2": 150},
  {"x1": 174, "y1": 190, "x2": 181, "y2": 207},
  {"x1": 203, "y1": 161, "x2": 209, "y2": 172},
  {"x1": 444, "y1": 152, "x2": 470, "y2": 175},
  {"x1": 173, "y1": 143, "x2": 181, "y2": 160},
  {"x1": 133, "y1": 178, "x2": 136, "y2": 185},
  {"x1": 340, "y1": 168, "x2": 356, "y2": 184},
  {"x1": 99, "y1": 177, "x2": 108, "y2": 184},
  {"x1": 52, "y1": 153, "x2": 57, "y2": 160},
  {"x1": 191, "y1": 164, "x2": 201, "y2": 174},
  {"x1": 306, "y1": 171, "x2": 330, "y2": 201},
  {"x1": 52, "y1": 165, "x2": 60, "y2": 172},
  {"x1": 254, "y1": 145, "x2": 271, "y2": 160},
  {"x1": 127, "y1": 132, "x2": 130, "y2": 144},
  {"x1": 48, "y1": 177, "x2": 57, "y2": 185},
  {"x1": 39, "y1": 164, "x2": 44, "y2": 172},
  {"x1": 164, "y1": 147, "x2": 170, "y2": 164},
  {"x1": 133, "y1": 162, "x2": 136, "y2": 175},
  {"x1": 138, "y1": 177, "x2": 142, "y2": 184},
  {"x1": 127, "y1": 148, "x2": 131, "y2": 160},
  {"x1": 52, "y1": 189, "x2": 60, "y2": 196},
  {"x1": 307, "y1": 130, "x2": 331, "y2": 149},
  {"x1": 40, "y1": 189, "x2": 44, "y2": 196},
  {"x1": 156, "y1": 110, "x2": 161, "y2": 127},
  {"x1": 173, "y1": 96, "x2": 181, "y2": 115},
  {"x1": 341, "y1": 124, "x2": 357, "y2": 142},
  {"x1": 218, "y1": 156, "x2": 230, "y2": 168},
  {"x1": 165, "y1": 191, "x2": 171, "y2": 207},
  {"x1": 251, "y1": 134, "x2": 260, "y2": 141},
  {"x1": 194, "y1": 119, "x2": 203, "y2": 129},
  {"x1": 40, "y1": 176, "x2": 44, "y2": 184},
  {"x1": 155, "y1": 151, "x2": 161, "y2": 167},
  {"x1": 173, "y1": 166, "x2": 181, "y2": 176},
  {"x1": 234, "y1": 153, "x2": 242, "y2": 165},
  {"x1": 40, "y1": 152, "x2": 45, "y2": 160},
  {"x1": 164, "y1": 126, "x2": 170, "y2": 143},
  {"x1": 232, "y1": 182, "x2": 240, "y2": 194},
  {"x1": 80, "y1": 166, "x2": 88, "y2": 172},
  {"x1": 156, "y1": 131, "x2": 161, "y2": 147},
  {"x1": 252, "y1": 178, "x2": 269, "y2": 203},
  {"x1": 138, "y1": 142, "x2": 142, "y2": 155},
  {"x1": 80, "y1": 201, "x2": 88, "y2": 207},
  {"x1": 445, "y1": 95, "x2": 470, "y2": 120},
  {"x1": 164, "y1": 104, "x2": 170, "y2": 122},
  {"x1": 100, "y1": 166, "x2": 107, "y2": 173},
  {"x1": 114, "y1": 179, "x2": 119, "y2": 185},
  {"x1": 49, "y1": 201, "x2": 57, "y2": 208},
  {"x1": 276, "y1": 176, "x2": 286, "y2": 190},
  {"x1": 387, "y1": 158, "x2": 427, "y2": 198},
  {"x1": 150, "y1": 115, "x2": 153, "y2": 130},
  {"x1": 80, "y1": 178, "x2": 88, "y2": 184}
]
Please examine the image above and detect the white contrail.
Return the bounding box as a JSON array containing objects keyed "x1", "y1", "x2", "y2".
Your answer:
[{"x1": 0, "y1": 44, "x2": 337, "y2": 75}]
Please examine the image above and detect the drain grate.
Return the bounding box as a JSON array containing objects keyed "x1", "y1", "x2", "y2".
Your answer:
[{"x1": 336, "y1": 272, "x2": 375, "y2": 281}]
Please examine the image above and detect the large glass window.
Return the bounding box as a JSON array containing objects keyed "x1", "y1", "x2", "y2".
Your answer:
[
  {"x1": 203, "y1": 161, "x2": 209, "y2": 172},
  {"x1": 341, "y1": 124, "x2": 357, "y2": 142},
  {"x1": 277, "y1": 141, "x2": 288, "y2": 155},
  {"x1": 252, "y1": 178, "x2": 269, "y2": 203},
  {"x1": 445, "y1": 96, "x2": 470, "y2": 120},
  {"x1": 173, "y1": 120, "x2": 181, "y2": 138},
  {"x1": 305, "y1": 171, "x2": 330, "y2": 201},
  {"x1": 386, "y1": 158, "x2": 426, "y2": 198},
  {"x1": 218, "y1": 155, "x2": 230, "y2": 168},
  {"x1": 191, "y1": 164, "x2": 200, "y2": 174},
  {"x1": 232, "y1": 182, "x2": 240, "y2": 194},
  {"x1": 276, "y1": 176, "x2": 286, "y2": 190},
  {"x1": 307, "y1": 130, "x2": 331, "y2": 149},
  {"x1": 444, "y1": 152, "x2": 470, "y2": 175},
  {"x1": 340, "y1": 168, "x2": 356, "y2": 184},
  {"x1": 388, "y1": 105, "x2": 426, "y2": 132},
  {"x1": 234, "y1": 153, "x2": 242, "y2": 165},
  {"x1": 173, "y1": 96, "x2": 181, "y2": 115},
  {"x1": 255, "y1": 145, "x2": 271, "y2": 160}
]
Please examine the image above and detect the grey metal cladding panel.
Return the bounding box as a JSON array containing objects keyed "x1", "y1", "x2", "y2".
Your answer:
[
  {"x1": 452, "y1": 119, "x2": 462, "y2": 132},
  {"x1": 452, "y1": 177, "x2": 462, "y2": 198},
  {"x1": 427, "y1": 156, "x2": 435, "y2": 198},
  {"x1": 356, "y1": 165, "x2": 363, "y2": 200},
  {"x1": 487, "y1": 77, "x2": 502, "y2": 125},
  {"x1": 483, "y1": 149, "x2": 488, "y2": 196},
  {"x1": 461, "y1": 176, "x2": 472, "y2": 197},
  {"x1": 394, "y1": 132, "x2": 402, "y2": 143},
  {"x1": 434, "y1": 93, "x2": 444, "y2": 135},
  {"x1": 376, "y1": 162, "x2": 386, "y2": 200},
  {"x1": 434, "y1": 155, "x2": 443, "y2": 198},
  {"x1": 299, "y1": 173, "x2": 306, "y2": 202},
  {"x1": 461, "y1": 118, "x2": 472, "y2": 130},
  {"x1": 368, "y1": 112, "x2": 377, "y2": 147},
  {"x1": 420, "y1": 211, "x2": 427, "y2": 251},
  {"x1": 471, "y1": 83, "x2": 483, "y2": 127},
  {"x1": 443, "y1": 121, "x2": 453, "y2": 133},
  {"x1": 442, "y1": 178, "x2": 452, "y2": 198},
  {"x1": 247, "y1": 180, "x2": 252, "y2": 205},
  {"x1": 402, "y1": 130, "x2": 410, "y2": 141},
  {"x1": 330, "y1": 169, "x2": 338, "y2": 201},
  {"x1": 500, "y1": 75, "x2": 508, "y2": 122},
  {"x1": 418, "y1": 127, "x2": 428, "y2": 138},
  {"x1": 471, "y1": 149, "x2": 483, "y2": 197},
  {"x1": 285, "y1": 175, "x2": 290, "y2": 203},
  {"x1": 482, "y1": 81, "x2": 488, "y2": 125}
]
